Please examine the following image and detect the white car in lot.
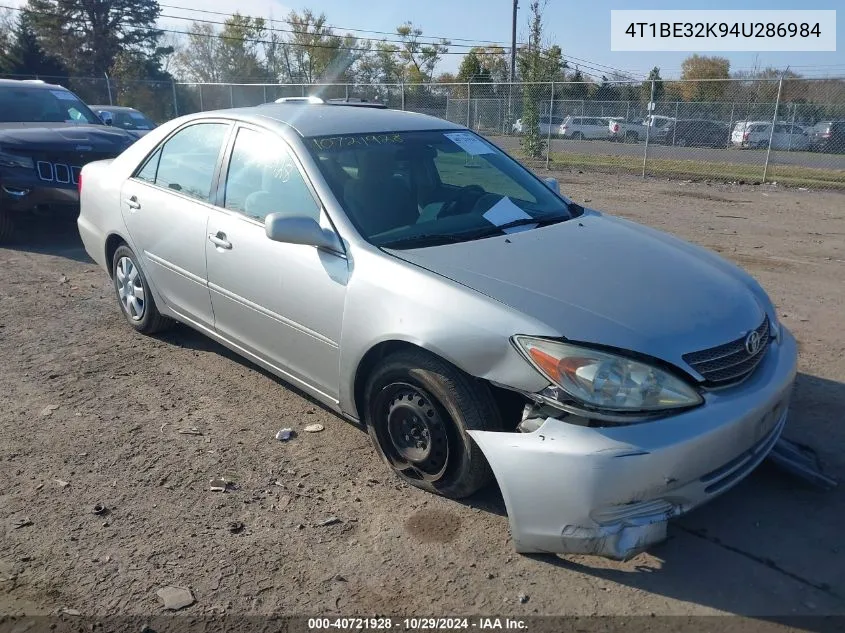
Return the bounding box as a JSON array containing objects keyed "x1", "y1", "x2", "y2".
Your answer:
[
  {"x1": 512, "y1": 115, "x2": 565, "y2": 136},
  {"x1": 560, "y1": 116, "x2": 609, "y2": 140},
  {"x1": 731, "y1": 121, "x2": 810, "y2": 150}
]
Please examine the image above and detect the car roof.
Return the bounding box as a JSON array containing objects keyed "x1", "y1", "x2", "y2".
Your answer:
[
  {"x1": 218, "y1": 103, "x2": 464, "y2": 137},
  {"x1": 0, "y1": 78, "x2": 69, "y2": 90}
]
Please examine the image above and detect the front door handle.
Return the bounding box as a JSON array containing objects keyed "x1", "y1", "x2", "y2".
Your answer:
[
  {"x1": 125, "y1": 196, "x2": 141, "y2": 210},
  {"x1": 208, "y1": 232, "x2": 232, "y2": 250}
]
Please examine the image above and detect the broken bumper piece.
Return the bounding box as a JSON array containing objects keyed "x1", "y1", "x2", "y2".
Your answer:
[{"x1": 468, "y1": 329, "x2": 797, "y2": 560}]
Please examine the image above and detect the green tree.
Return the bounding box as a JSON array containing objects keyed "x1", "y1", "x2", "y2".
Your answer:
[
  {"x1": 395, "y1": 22, "x2": 449, "y2": 83},
  {"x1": 517, "y1": 1, "x2": 547, "y2": 159},
  {"x1": 25, "y1": 0, "x2": 165, "y2": 76},
  {"x1": 0, "y1": 10, "x2": 67, "y2": 78},
  {"x1": 679, "y1": 54, "x2": 730, "y2": 101},
  {"x1": 641, "y1": 66, "x2": 664, "y2": 103},
  {"x1": 457, "y1": 49, "x2": 488, "y2": 83},
  {"x1": 283, "y1": 9, "x2": 361, "y2": 84}
]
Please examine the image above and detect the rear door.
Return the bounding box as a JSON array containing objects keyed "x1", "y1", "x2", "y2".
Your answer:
[
  {"x1": 205, "y1": 125, "x2": 349, "y2": 401},
  {"x1": 120, "y1": 121, "x2": 231, "y2": 329}
]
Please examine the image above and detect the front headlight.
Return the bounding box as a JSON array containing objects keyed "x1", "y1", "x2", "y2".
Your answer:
[
  {"x1": 0, "y1": 149, "x2": 34, "y2": 169},
  {"x1": 513, "y1": 336, "x2": 703, "y2": 412}
]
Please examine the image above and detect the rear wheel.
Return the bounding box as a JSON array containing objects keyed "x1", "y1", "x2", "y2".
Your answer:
[
  {"x1": 571, "y1": 131, "x2": 585, "y2": 141},
  {"x1": 111, "y1": 245, "x2": 172, "y2": 334},
  {"x1": 364, "y1": 349, "x2": 503, "y2": 499}
]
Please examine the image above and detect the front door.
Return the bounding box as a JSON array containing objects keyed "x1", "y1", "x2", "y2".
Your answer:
[
  {"x1": 205, "y1": 126, "x2": 349, "y2": 402},
  {"x1": 120, "y1": 121, "x2": 231, "y2": 329}
]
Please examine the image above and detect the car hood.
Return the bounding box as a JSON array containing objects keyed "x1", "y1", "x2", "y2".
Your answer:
[
  {"x1": 387, "y1": 211, "x2": 767, "y2": 372},
  {"x1": 0, "y1": 124, "x2": 135, "y2": 152}
]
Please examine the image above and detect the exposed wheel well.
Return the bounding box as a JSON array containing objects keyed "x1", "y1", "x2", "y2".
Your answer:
[
  {"x1": 104, "y1": 234, "x2": 127, "y2": 278},
  {"x1": 352, "y1": 340, "x2": 526, "y2": 429}
]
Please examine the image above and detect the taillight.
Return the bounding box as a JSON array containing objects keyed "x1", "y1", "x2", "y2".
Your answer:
[
  {"x1": 612, "y1": 123, "x2": 620, "y2": 133},
  {"x1": 743, "y1": 132, "x2": 749, "y2": 140},
  {"x1": 562, "y1": 125, "x2": 568, "y2": 131}
]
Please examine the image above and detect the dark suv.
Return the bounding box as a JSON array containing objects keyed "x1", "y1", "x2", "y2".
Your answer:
[
  {"x1": 807, "y1": 121, "x2": 845, "y2": 153},
  {"x1": 0, "y1": 79, "x2": 136, "y2": 242}
]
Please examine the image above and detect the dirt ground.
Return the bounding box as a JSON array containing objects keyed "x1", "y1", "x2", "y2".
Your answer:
[{"x1": 1, "y1": 172, "x2": 844, "y2": 621}]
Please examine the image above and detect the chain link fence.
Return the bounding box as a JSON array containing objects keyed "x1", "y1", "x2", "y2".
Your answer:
[{"x1": 5, "y1": 74, "x2": 844, "y2": 190}]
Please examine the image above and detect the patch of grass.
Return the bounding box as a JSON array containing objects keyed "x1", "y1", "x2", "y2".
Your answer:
[{"x1": 528, "y1": 152, "x2": 845, "y2": 190}]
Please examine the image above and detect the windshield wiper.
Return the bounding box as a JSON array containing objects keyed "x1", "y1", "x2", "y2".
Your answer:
[
  {"x1": 378, "y1": 233, "x2": 469, "y2": 249},
  {"x1": 462, "y1": 215, "x2": 568, "y2": 239}
]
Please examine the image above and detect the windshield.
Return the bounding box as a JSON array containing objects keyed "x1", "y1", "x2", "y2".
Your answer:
[
  {"x1": 307, "y1": 130, "x2": 572, "y2": 248},
  {"x1": 0, "y1": 86, "x2": 102, "y2": 124},
  {"x1": 107, "y1": 109, "x2": 155, "y2": 130}
]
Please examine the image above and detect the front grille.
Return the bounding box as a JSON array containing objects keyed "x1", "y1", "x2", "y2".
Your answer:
[
  {"x1": 31, "y1": 151, "x2": 114, "y2": 185},
  {"x1": 683, "y1": 316, "x2": 770, "y2": 386}
]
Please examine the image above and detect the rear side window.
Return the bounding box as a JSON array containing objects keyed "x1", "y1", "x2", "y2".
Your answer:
[{"x1": 137, "y1": 123, "x2": 229, "y2": 202}]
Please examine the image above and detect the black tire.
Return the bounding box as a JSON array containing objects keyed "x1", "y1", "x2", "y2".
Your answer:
[
  {"x1": 363, "y1": 349, "x2": 503, "y2": 499},
  {"x1": 111, "y1": 245, "x2": 172, "y2": 334},
  {"x1": 0, "y1": 210, "x2": 14, "y2": 244},
  {"x1": 625, "y1": 131, "x2": 639, "y2": 143}
]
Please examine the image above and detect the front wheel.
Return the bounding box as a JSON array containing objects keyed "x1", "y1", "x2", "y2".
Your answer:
[
  {"x1": 112, "y1": 245, "x2": 172, "y2": 334},
  {"x1": 364, "y1": 349, "x2": 503, "y2": 499},
  {"x1": 0, "y1": 210, "x2": 14, "y2": 244}
]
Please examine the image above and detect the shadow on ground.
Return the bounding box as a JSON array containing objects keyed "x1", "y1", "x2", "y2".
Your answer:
[{"x1": 3, "y1": 214, "x2": 93, "y2": 264}]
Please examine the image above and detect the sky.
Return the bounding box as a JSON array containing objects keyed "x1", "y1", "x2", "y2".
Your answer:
[{"x1": 4, "y1": 0, "x2": 844, "y2": 79}]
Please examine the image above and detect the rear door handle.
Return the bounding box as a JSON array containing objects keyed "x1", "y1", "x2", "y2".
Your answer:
[
  {"x1": 125, "y1": 196, "x2": 140, "y2": 210},
  {"x1": 208, "y1": 232, "x2": 232, "y2": 250}
]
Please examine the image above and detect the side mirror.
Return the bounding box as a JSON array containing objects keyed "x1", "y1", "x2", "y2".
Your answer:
[
  {"x1": 265, "y1": 213, "x2": 343, "y2": 253},
  {"x1": 98, "y1": 111, "x2": 113, "y2": 126},
  {"x1": 543, "y1": 177, "x2": 560, "y2": 193}
]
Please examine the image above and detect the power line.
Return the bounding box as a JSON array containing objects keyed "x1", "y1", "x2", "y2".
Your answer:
[{"x1": 158, "y1": 2, "x2": 517, "y2": 48}]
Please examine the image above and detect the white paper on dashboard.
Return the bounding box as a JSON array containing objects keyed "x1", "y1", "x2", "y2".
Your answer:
[
  {"x1": 444, "y1": 132, "x2": 494, "y2": 155},
  {"x1": 482, "y1": 197, "x2": 537, "y2": 233}
]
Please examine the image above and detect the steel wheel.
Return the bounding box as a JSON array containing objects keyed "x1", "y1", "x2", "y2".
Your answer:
[
  {"x1": 115, "y1": 256, "x2": 145, "y2": 321},
  {"x1": 376, "y1": 382, "x2": 452, "y2": 483}
]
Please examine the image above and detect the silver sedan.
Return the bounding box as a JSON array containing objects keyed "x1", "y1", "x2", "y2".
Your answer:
[{"x1": 77, "y1": 103, "x2": 797, "y2": 560}]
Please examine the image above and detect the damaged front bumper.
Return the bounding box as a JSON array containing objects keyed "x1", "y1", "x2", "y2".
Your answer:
[{"x1": 468, "y1": 329, "x2": 798, "y2": 560}]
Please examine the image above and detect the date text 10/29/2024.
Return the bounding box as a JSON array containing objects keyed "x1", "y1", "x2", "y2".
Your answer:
[{"x1": 308, "y1": 617, "x2": 528, "y2": 630}]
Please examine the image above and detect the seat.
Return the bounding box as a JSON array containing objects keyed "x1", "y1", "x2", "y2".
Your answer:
[
  {"x1": 244, "y1": 156, "x2": 318, "y2": 222},
  {"x1": 342, "y1": 149, "x2": 419, "y2": 236}
]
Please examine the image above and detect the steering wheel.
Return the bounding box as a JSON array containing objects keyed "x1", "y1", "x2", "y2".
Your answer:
[{"x1": 438, "y1": 185, "x2": 486, "y2": 219}]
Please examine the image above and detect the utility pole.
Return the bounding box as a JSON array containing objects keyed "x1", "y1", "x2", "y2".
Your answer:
[{"x1": 510, "y1": 0, "x2": 518, "y2": 81}]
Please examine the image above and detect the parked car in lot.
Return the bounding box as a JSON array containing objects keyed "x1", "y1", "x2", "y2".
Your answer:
[
  {"x1": 511, "y1": 115, "x2": 565, "y2": 136},
  {"x1": 643, "y1": 114, "x2": 675, "y2": 129},
  {"x1": 560, "y1": 115, "x2": 609, "y2": 140},
  {"x1": 806, "y1": 120, "x2": 845, "y2": 153},
  {"x1": 90, "y1": 105, "x2": 157, "y2": 138},
  {"x1": 78, "y1": 102, "x2": 796, "y2": 560},
  {"x1": 656, "y1": 119, "x2": 730, "y2": 147},
  {"x1": 731, "y1": 121, "x2": 809, "y2": 150},
  {"x1": 0, "y1": 79, "x2": 137, "y2": 242},
  {"x1": 607, "y1": 117, "x2": 648, "y2": 142}
]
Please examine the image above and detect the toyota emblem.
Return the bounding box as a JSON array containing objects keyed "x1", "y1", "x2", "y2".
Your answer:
[{"x1": 745, "y1": 330, "x2": 762, "y2": 355}]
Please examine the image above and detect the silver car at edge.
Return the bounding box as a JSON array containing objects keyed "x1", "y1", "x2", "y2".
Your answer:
[{"x1": 77, "y1": 103, "x2": 797, "y2": 560}]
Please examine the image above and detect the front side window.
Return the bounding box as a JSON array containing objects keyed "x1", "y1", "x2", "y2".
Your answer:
[
  {"x1": 149, "y1": 123, "x2": 229, "y2": 202},
  {"x1": 307, "y1": 130, "x2": 573, "y2": 248},
  {"x1": 224, "y1": 127, "x2": 320, "y2": 222}
]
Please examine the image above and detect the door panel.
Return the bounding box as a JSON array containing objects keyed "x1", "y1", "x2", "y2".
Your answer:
[
  {"x1": 120, "y1": 121, "x2": 230, "y2": 328},
  {"x1": 205, "y1": 125, "x2": 348, "y2": 400},
  {"x1": 206, "y1": 211, "x2": 348, "y2": 400},
  {"x1": 121, "y1": 180, "x2": 215, "y2": 326}
]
